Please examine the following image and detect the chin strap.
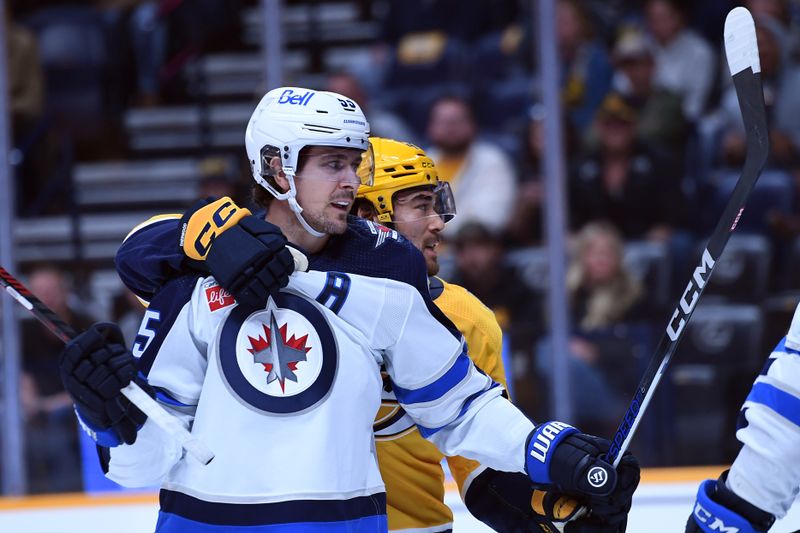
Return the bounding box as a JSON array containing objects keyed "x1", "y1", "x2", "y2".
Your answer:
[
  {"x1": 255, "y1": 169, "x2": 327, "y2": 239},
  {"x1": 287, "y1": 196, "x2": 326, "y2": 238}
]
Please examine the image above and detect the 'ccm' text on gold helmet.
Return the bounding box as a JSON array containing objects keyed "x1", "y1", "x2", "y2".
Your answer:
[{"x1": 357, "y1": 137, "x2": 456, "y2": 224}]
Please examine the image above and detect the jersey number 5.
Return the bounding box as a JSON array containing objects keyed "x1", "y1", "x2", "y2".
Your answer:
[{"x1": 132, "y1": 309, "x2": 161, "y2": 357}]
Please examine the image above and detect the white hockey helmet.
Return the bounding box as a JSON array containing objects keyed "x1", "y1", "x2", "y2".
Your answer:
[{"x1": 245, "y1": 87, "x2": 373, "y2": 236}]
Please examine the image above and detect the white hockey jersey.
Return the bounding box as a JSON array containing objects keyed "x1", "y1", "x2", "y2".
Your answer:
[
  {"x1": 107, "y1": 271, "x2": 534, "y2": 532},
  {"x1": 728, "y1": 301, "x2": 800, "y2": 518}
]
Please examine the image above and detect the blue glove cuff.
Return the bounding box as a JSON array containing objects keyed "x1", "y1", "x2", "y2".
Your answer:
[
  {"x1": 691, "y1": 479, "x2": 760, "y2": 533},
  {"x1": 74, "y1": 407, "x2": 122, "y2": 448},
  {"x1": 525, "y1": 421, "x2": 578, "y2": 485}
]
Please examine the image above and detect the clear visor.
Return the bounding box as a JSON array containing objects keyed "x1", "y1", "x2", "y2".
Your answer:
[
  {"x1": 356, "y1": 143, "x2": 374, "y2": 186},
  {"x1": 434, "y1": 181, "x2": 457, "y2": 223},
  {"x1": 393, "y1": 181, "x2": 457, "y2": 223},
  {"x1": 262, "y1": 143, "x2": 374, "y2": 186}
]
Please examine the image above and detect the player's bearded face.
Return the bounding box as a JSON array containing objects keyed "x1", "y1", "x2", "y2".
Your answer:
[
  {"x1": 294, "y1": 147, "x2": 363, "y2": 234},
  {"x1": 391, "y1": 189, "x2": 445, "y2": 276}
]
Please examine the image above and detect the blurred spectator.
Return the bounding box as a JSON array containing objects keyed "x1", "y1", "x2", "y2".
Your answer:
[
  {"x1": 556, "y1": 0, "x2": 614, "y2": 131},
  {"x1": 195, "y1": 156, "x2": 245, "y2": 205},
  {"x1": 746, "y1": 0, "x2": 792, "y2": 26},
  {"x1": 325, "y1": 71, "x2": 417, "y2": 144},
  {"x1": 6, "y1": 4, "x2": 49, "y2": 213},
  {"x1": 125, "y1": 1, "x2": 167, "y2": 107},
  {"x1": 21, "y1": 264, "x2": 94, "y2": 493},
  {"x1": 538, "y1": 222, "x2": 651, "y2": 435},
  {"x1": 567, "y1": 222, "x2": 651, "y2": 330},
  {"x1": 505, "y1": 104, "x2": 578, "y2": 248},
  {"x1": 7, "y1": 6, "x2": 44, "y2": 128},
  {"x1": 376, "y1": 0, "x2": 519, "y2": 90},
  {"x1": 609, "y1": 29, "x2": 688, "y2": 155},
  {"x1": 718, "y1": 17, "x2": 800, "y2": 169},
  {"x1": 449, "y1": 222, "x2": 543, "y2": 417},
  {"x1": 569, "y1": 93, "x2": 687, "y2": 241},
  {"x1": 645, "y1": 0, "x2": 716, "y2": 120},
  {"x1": 426, "y1": 95, "x2": 517, "y2": 236},
  {"x1": 381, "y1": 0, "x2": 518, "y2": 47}
]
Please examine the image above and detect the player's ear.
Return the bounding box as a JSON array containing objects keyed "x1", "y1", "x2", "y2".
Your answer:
[
  {"x1": 269, "y1": 156, "x2": 290, "y2": 190},
  {"x1": 355, "y1": 201, "x2": 379, "y2": 222}
]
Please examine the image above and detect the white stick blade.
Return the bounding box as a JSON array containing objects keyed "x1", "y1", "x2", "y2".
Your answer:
[
  {"x1": 724, "y1": 7, "x2": 760, "y2": 75},
  {"x1": 121, "y1": 382, "x2": 215, "y2": 464}
]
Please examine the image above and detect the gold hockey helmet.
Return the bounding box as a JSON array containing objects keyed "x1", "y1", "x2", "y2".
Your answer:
[{"x1": 356, "y1": 137, "x2": 456, "y2": 224}]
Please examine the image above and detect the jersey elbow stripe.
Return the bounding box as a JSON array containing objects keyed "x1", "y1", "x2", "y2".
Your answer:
[
  {"x1": 746, "y1": 382, "x2": 800, "y2": 428},
  {"x1": 774, "y1": 336, "x2": 800, "y2": 356},
  {"x1": 392, "y1": 352, "x2": 472, "y2": 406},
  {"x1": 417, "y1": 384, "x2": 499, "y2": 438},
  {"x1": 154, "y1": 389, "x2": 196, "y2": 413}
]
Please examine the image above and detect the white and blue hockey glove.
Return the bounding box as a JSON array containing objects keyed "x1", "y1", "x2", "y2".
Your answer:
[
  {"x1": 59, "y1": 323, "x2": 153, "y2": 447},
  {"x1": 686, "y1": 471, "x2": 775, "y2": 533},
  {"x1": 525, "y1": 421, "x2": 640, "y2": 530},
  {"x1": 179, "y1": 196, "x2": 299, "y2": 307}
]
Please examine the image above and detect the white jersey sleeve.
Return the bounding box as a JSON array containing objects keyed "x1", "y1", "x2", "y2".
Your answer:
[
  {"x1": 727, "y1": 302, "x2": 800, "y2": 518},
  {"x1": 373, "y1": 277, "x2": 534, "y2": 473},
  {"x1": 107, "y1": 275, "x2": 209, "y2": 488}
]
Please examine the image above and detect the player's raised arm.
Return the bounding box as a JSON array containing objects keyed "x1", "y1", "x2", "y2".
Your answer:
[{"x1": 116, "y1": 196, "x2": 296, "y2": 306}]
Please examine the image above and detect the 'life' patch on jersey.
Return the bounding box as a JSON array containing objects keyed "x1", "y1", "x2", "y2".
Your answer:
[
  {"x1": 205, "y1": 284, "x2": 235, "y2": 312},
  {"x1": 219, "y1": 291, "x2": 338, "y2": 414}
]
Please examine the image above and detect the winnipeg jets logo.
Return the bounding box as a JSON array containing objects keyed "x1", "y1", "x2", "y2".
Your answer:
[
  {"x1": 247, "y1": 312, "x2": 311, "y2": 392},
  {"x1": 365, "y1": 220, "x2": 399, "y2": 248},
  {"x1": 220, "y1": 292, "x2": 338, "y2": 414}
]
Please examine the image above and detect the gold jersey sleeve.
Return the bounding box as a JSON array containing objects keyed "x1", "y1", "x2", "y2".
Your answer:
[
  {"x1": 375, "y1": 278, "x2": 507, "y2": 531},
  {"x1": 436, "y1": 280, "x2": 508, "y2": 497}
]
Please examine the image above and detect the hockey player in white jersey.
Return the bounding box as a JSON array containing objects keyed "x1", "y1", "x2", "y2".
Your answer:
[
  {"x1": 59, "y1": 86, "x2": 639, "y2": 532},
  {"x1": 685, "y1": 301, "x2": 800, "y2": 533}
]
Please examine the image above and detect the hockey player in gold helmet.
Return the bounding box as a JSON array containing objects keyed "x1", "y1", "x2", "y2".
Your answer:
[
  {"x1": 353, "y1": 138, "x2": 596, "y2": 533},
  {"x1": 353, "y1": 138, "x2": 455, "y2": 277}
]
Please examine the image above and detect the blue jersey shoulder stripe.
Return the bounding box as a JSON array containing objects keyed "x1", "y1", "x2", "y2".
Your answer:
[
  {"x1": 392, "y1": 349, "x2": 471, "y2": 406},
  {"x1": 746, "y1": 381, "x2": 800, "y2": 428},
  {"x1": 417, "y1": 382, "x2": 502, "y2": 438},
  {"x1": 137, "y1": 274, "x2": 198, "y2": 376}
]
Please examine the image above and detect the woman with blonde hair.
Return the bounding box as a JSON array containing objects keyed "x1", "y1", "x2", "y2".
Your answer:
[
  {"x1": 538, "y1": 221, "x2": 651, "y2": 436},
  {"x1": 567, "y1": 221, "x2": 644, "y2": 331}
]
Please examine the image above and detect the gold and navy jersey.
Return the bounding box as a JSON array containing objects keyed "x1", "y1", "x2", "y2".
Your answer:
[{"x1": 375, "y1": 277, "x2": 507, "y2": 532}]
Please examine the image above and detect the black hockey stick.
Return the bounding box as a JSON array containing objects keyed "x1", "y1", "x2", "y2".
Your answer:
[
  {"x1": 0, "y1": 265, "x2": 214, "y2": 464},
  {"x1": 606, "y1": 7, "x2": 769, "y2": 466}
]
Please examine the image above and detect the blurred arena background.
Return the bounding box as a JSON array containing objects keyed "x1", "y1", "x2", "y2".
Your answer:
[{"x1": 1, "y1": 0, "x2": 800, "y2": 529}]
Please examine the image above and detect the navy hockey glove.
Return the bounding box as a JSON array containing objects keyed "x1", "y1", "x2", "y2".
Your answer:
[
  {"x1": 686, "y1": 471, "x2": 775, "y2": 533},
  {"x1": 179, "y1": 197, "x2": 298, "y2": 307},
  {"x1": 525, "y1": 422, "x2": 640, "y2": 528},
  {"x1": 59, "y1": 323, "x2": 153, "y2": 447},
  {"x1": 464, "y1": 468, "x2": 625, "y2": 533}
]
